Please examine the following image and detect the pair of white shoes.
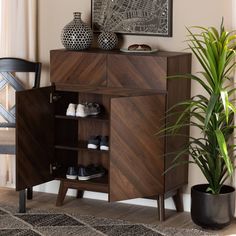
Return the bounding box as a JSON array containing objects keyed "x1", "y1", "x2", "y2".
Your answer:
[{"x1": 66, "y1": 103, "x2": 87, "y2": 117}]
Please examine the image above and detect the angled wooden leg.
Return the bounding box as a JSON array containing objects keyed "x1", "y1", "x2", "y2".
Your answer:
[
  {"x1": 76, "y1": 190, "x2": 84, "y2": 198},
  {"x1": 19, "y1": 190, "x2": 26, "y2": 213},
  {"x1": 56, "y1": 181, "x2": 68, "y2": 206},
  {"x1": 157, "y1": 194, "x2": 165, "y2": 221},
  {"x1": 173, "y1": 188, "x2": 184, "y2": 212},
  {"x1": 27, "y1": 187, "x2": 33, "y2": 200}
]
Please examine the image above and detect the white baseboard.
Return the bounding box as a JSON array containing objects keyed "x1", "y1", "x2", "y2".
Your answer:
[{"x1": 33, "y1": 180, "x2": 191, "y2": 212}]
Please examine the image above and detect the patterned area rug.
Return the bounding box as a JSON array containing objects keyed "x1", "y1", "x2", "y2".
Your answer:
[{"x1": 0, "y1": 204, "x2": 218, "y2": 236}]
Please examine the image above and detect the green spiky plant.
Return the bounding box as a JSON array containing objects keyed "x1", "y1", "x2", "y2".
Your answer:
[{"x1": 160, "y1": 22, "x2": 236, "y2": 194}]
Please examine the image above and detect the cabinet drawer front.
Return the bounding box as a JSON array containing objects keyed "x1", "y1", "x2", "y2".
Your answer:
[
  {"x1": 107, "y1": 55, "x2": 167, "y2": 90},
  {"x1": 109, "y1": 94, "x2": 165, "y2": 201},
  {"x1": 50, "y1": 50, "x2": 107, "y2": 86}
]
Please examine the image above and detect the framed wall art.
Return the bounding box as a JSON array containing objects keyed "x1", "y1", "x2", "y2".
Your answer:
[{"x1": 91, "y1": 0, "x2": 173, "y2": 37}]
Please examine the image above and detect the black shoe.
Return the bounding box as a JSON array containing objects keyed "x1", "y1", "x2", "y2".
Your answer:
[
  {"x1": 78, "y1": 164, "x2": 105, "y2": 181},
  {"x1": 100, "y1": 136, "x2": 109, "y2": 151},
  {"x1": 87, "y1": 136, "x2": 101, "y2": 149},
  {"x1": 66, "y1": 166, "x2": 78, "y2": 180}
]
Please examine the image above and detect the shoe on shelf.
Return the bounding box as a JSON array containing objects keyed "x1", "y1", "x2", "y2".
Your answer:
[
  {"x1": 76, "y1": 102, "x2": 101, "y2": 117},
  {"x1": 87, "y1": 136, "x2": 101, "y2": 149},
  {"x1": 78, "y1": 164, "x2": 106, "y2": 181},
  {"x1": 93, "y1": 165, "x2": 107, "y2": 175},
  {"x1": 76, "y1": 104, "x2": 89, "y2": 117},
  {"x1": 66, "y1": 103, "x2": 76, "y2": 116},
  {"x1": 66, "y1": 166, "x2": 78, "y2": 180},
  {"x1": 86, "y1": 102, "x2": 101, "y2": 116},
  {"x1": 100, "y1": 136, "x2": 109, "y2": 151}
]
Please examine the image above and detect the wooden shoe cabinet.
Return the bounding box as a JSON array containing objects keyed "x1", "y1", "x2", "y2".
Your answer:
[{"x1": 16, "y1": 49, "x2": 191, "y2": 220}]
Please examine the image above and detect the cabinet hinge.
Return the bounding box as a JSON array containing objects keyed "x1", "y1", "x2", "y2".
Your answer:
[
  {"x1": 49, "y1": 163, "x2": 57, "y2": 174},
  {"x1": 49, "y1": 163, "x2": 53, "y2": 174},
  {"x1": 50, "y1": 93, "x2": 61, "y2": 103}
]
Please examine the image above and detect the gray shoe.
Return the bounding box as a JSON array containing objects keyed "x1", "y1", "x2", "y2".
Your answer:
[
  {"x1": 86, "y1": 102, "x2": 101, "y2": 116},
  {"x1": 76, "y1": 102, "x2": 101, "y2": 117}
]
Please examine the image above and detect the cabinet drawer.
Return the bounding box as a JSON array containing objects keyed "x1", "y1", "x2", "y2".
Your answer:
[
  {"x1": 50, "y1": 50, "x2": 107, "y2": 86},
  {"x1": 107, "y1": 54, "x2": 167, "y2": 90}
]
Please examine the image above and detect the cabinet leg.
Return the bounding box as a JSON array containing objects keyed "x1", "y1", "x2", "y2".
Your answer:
[
  {"x1": 27, "y1": 187, "x2": 33, "y2": 200},
  {"x1": 76, "y1": 190, "x2": 84, "y2": 198},
  {"x1": 157, "y1": 194, "x2": 165, "y2": 221},
  {"x1": 56, "y1": 181, "x2": 68, "y2": 206},
  {"x1": 19, "y1": 190, "x2": 26, "y2": 213},
  {"x1": 173, "y1": 189, "x2": 184, "y2": 212}
]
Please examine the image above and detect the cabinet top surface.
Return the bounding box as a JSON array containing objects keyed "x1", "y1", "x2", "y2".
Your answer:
[{"x1": 51, "y1": 48, "x2": 191, "y2": 58}]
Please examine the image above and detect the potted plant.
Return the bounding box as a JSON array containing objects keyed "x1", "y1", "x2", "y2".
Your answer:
[{"x1": 159, "y1": 22, "x2": 236, "y2": 229}]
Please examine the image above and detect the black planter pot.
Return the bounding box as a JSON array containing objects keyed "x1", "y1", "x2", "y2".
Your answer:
[{"x1": 191, "y1": 184, "x2": 235, "y2": 229}]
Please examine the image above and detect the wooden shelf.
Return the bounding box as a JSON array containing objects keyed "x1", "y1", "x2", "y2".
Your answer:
[
  {"x1": 55, "y1": 140, "x2": 109, "y2": 153},
  {"x1": 55, "y1": 114, "x2": 109, "y2": 122},
  {"x1": 55, "y1": 175, "x2": 108, "y2": 193}
]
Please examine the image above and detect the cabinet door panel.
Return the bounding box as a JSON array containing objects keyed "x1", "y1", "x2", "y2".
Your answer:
[
  {"x1": 50, "y1": 50, "x2": 107, "y2": 86},
  {"x1": 109, "y1": 94, "x2": 165, "y2": 201},
  {"x1": 16, "y1": 87, "x2": 54, "y2": 191},
  {"x1": 107, "y1": 55, "x2": 167, "y2": 90}
]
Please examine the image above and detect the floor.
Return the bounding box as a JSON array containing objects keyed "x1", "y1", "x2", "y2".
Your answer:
[{"x1": 0, "y1": 187, "x2": 236, "y2": 235}]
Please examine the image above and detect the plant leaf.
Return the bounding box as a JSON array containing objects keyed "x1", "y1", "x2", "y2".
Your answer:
[
  {"x1": 215, "y1": 128, "x2": 234, "y2": 176},
  {"x1": 220, "y1": 90, "x2": 229, "y2": 123},
  {"x1": 204, "y1": 93, "x2": 218, "y2": 128}
]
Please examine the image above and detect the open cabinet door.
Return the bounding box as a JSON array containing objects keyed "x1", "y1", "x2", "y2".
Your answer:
[
  {"x1": 16, "y1": 87, "x2": 54, "y2": 191},
  {"x1": 109, "y1": 94, "x2": 165, "y2": 201}
]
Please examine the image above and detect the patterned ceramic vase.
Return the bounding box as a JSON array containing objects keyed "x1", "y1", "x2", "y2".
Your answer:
[
  {"x1": 97, "y1": 31, "x2": 118, "y2": 50},
  {"x1": 61, "y1": 12, "x2": 93, "y2": 50}
]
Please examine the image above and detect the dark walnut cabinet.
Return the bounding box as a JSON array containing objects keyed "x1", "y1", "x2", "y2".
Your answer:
[{"x1": 16, "y1": 49, "x2": 191, "y2": 220}]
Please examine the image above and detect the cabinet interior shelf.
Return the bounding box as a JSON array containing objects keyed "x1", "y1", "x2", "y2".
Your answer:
[
  {"x1": 55, "y1": 175, "x2": 108, "y2": 193},
  {"x1": 55, "y1": 114, "x2": 109, "y2": 122},
  {"x1": 55, "y1": 141, "x2": 109, "y2": 153}
]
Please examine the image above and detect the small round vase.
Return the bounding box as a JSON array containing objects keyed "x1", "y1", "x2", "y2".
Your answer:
[
  {"x1": 61, "y1": 12, "x2": 93, "y2": 50},
  {"x1": 97, "y1": 31, "x2": 118, "y2": 50}
]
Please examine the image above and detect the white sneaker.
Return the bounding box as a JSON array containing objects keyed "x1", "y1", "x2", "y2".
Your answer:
[
  {"x1": 76, "y1": 104, "x2": 88, "y2": 117},
  {"x1": 66, "y1": 103, "x2": 76, "y2": 116}
]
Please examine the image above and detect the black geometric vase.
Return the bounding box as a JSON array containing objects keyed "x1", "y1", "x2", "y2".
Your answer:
[
  {"x1": 97, "y1": 31, "x2": 118, "y2": 50},
  {"x1": 61, "y1": 12, "x2": 93, "y2": 50},
  {"x1": 191, "y1": 184, "x2": 235, "y2": 229}
]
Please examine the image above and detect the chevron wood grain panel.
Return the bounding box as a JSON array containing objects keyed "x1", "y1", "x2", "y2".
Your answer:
[
  {"x1": 165, "y1": 54, "x2": 192, "y2": 192},
  {"x1": 109, "y1": 94, "x2": 165, "y2": 201},
  {"x1": 107, "y1": 54, "x2": 167, "y2": 90},
  {"x1": 50, "y1": 50, "x2": 107, "y2": 86},
  {"x1": 16, "y1": 87, "x2": 54, "y2": 191}
]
